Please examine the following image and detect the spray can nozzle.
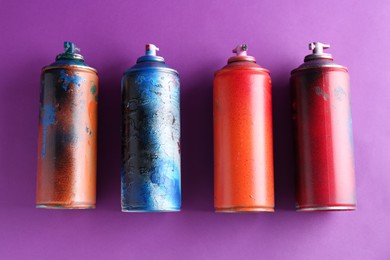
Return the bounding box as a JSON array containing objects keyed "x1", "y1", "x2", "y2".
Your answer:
[
  {"x1": 146, "y1": 44, "x2": 159, "y2": 56},
  {"x1": 309, "y1": 42, "x2": 330, "y2": 54},
  {"x1": 64, "y1": 42, "x2": 80, "y2": 55},
  {"x1": 228, "y1": 44, "x2": 256, "y2": 63},
  {"x1": 56, "y1": 41, "x2": 84, "y2": 61},
  {"x1": 136, "y1": 43, "x2": 165, "y2": 63},
  {"x1": 233, "y1": 44, "x2": 248, "y2": 56},
  {"x1": 304, "y1": 42, "x2": 333, "y2": 61}
]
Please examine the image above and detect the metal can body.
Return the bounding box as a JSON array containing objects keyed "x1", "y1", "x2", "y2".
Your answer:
[
  {"x1": 121, "y1": 44, "x2": 181, "y2": 212},
  {"x1": 36, "y1": 42, "x2": 98, "y2": 209},
  {"x1": 291, "y1": 42, "x2": 356, "y2": 211},
  {"x1": 214, "y1": 45, "x2": 274, "y2": 212}
]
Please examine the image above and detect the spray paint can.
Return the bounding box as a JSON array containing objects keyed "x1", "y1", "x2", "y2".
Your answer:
[
  {"x1": 214, "y1": 44, "x2": 274, "y2": 212},
  {"x1": 291, "y1": 42, "x2": 356, "y2": 211},
  {"x1": 121, "y1": 44, "x2": 181, "y2": 212},
  {"x1": 36, "y1": 42, "x2": 98, "y2": 209}
]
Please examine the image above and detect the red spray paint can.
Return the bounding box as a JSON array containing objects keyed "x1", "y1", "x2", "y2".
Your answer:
[
  {"x1": 214, "y1": 44, "x2": 274, "y2": 212},
  {"x1": 291, "y1": 42, "x2": 356, "y2": 211}
]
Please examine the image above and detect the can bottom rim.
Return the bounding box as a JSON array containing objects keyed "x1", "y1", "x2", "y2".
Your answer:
[
  {"x1": 121, "y1": 207, "x2": 181, "y2": 213},
  {"x1": 36, "y1": 203, "x2": 95, "y2": 209},
  {"x1": 215, "y1": 206, "x2": 274, "y2": 213},
  {"x1": 296, "y1": 206, "x2": 356, "y2": 212}
]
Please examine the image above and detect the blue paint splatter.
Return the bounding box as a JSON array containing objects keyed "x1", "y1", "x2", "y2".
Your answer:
[
  {"x1": 85, "y1": 126, "x2": 92, "y2": 136},
  {"x1": 41, "y1": 104, "x2": 56, "y2": 157},
  {"x1": 59, "y1": 70, "x2": 86, "y2": 91},
  {"x1": 90, "y1": 85, "x2": 97, "y2": 94}
]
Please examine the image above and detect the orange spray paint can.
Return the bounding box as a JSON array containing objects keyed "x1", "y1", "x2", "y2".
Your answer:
[
  {"x1": 214, "y1": 44, "x2": 274, "y2": 212},
  {"x1": 36, "y1": 42, "x2": 98, "y2": 209}
]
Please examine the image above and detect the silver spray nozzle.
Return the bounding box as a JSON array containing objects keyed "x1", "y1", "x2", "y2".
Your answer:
[
  {"x1": 304, "y1": 42, "x2": 333, "y2": 61},
  {"x1": 309, "y1": 42, "x2": 330, "y2": 55}
]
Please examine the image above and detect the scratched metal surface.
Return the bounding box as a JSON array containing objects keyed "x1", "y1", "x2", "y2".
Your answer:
[
  {"x1": 37, "y1": 66, "x2": 98, "y2": 208},
  {"x1": 121, "y1": 70, "x2": 181, "y2": 211}
]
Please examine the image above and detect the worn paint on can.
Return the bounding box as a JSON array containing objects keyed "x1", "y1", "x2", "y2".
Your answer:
[
  {"x1": 121, "y1": 44, "x2": 181, "y2": 212},
  {"x1": 291, "y1": 42, "x2": 356, "y2": 211},
  {"x1": 214, "y1": 44, "x2": 274, "y2": 212},
  {"x1": 36, "y1": 42, "x2": 98, "y2": 209}
]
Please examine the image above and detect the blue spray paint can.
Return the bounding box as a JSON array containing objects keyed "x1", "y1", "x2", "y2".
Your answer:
[{"x1": 121, "y1": 44, "x2": 181, "y2": 212}]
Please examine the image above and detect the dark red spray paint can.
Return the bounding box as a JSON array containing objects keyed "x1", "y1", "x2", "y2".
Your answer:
[
  {"x1": 291, "y1": 42, "x2": 356, "y2": 211},
  {"x1": 214, "y1": 44, "x2": 274, "y2": 212}
]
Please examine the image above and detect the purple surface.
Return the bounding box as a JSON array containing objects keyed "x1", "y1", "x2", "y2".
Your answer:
[{"x1": 0, "y1": 0, "x2": 389, "y2": 259}]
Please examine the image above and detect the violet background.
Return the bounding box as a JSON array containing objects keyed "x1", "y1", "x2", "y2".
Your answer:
[{"x1": 0, "y1": 0, "x2": 389, "y2": 259}]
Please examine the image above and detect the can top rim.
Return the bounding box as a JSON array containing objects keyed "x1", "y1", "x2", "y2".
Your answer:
[
  {"x1": 215, "y1": 66, "x2": 269, "y2": 73},
  {"x1": 42, "y1": 64, "x2": 98, "y2": 73},
  {"x1": 291, "y1": 58, "x2": 347, "y2": 74},
  {"x1": 291, "y1": 63, "x2": 347, "y2": 74},
  {"x1": 215, "y1": 59, "x2": 270, "y2": 76},
  {"x1": 123, "y1": 66, "x2": 178, "y2": 75},
  {"x1": 228, "y1": 55, "x2": 256, "y2": 63}
]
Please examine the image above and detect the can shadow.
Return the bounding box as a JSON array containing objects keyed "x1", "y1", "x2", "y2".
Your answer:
[
  {"x1": 95, "y1": 62, "x2": 126, "y2": 211},
  {"x1": 180, "y1": 71, "x2": 215, "y2": 212},
  {"x1": 271, "y1": 70, "x2": 296, "y2": 211},
  {"x1": 0, "y1": 54, "x2": 44, "y2": 208}
]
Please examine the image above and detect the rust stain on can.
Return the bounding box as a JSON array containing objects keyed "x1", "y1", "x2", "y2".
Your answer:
[{"x1": 36, "y1": 43, "x2": 98, "y2": 209}]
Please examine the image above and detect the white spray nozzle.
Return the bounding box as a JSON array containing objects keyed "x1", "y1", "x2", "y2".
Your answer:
[
  {"x1": 233, "y1": 44, "x2": 248, "y2": 56},
  {"x1": 146, "y1": 44, "x2": 159, "y2": 56}
]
